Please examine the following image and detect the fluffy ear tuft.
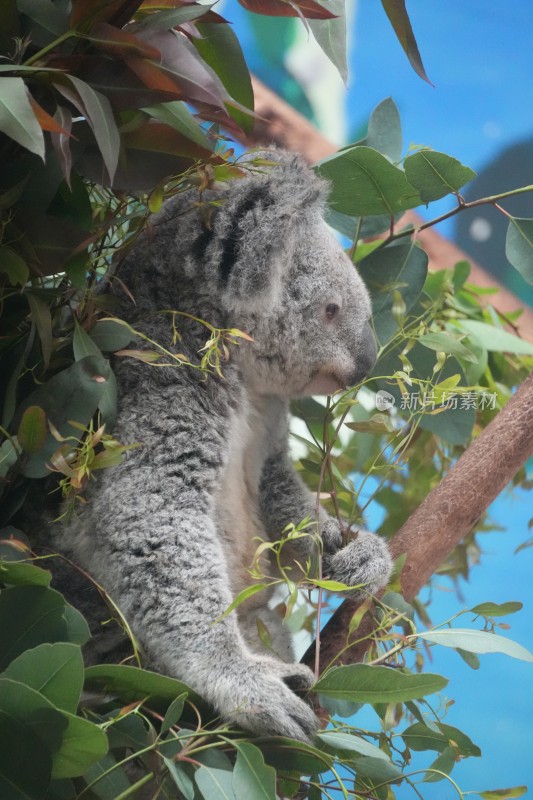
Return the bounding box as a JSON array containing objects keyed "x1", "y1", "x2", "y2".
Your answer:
[{"x1": 194, "y1": 149, "x2": 329, "y2": 310}]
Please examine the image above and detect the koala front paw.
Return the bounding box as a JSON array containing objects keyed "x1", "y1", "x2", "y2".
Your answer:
[
  {"x1": 218, "y1": 657, "x2": 318, "y2": 742},
  {"x1": 324, "y1": 529, "x2": 392, "y2": 596}
]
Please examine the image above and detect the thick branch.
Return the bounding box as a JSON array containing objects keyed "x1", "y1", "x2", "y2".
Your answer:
[{"x1": 303, "y1": 369, "x2": 533, "y2": 670}]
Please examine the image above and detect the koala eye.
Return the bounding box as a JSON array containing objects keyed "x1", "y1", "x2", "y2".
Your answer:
[{"x1": 325, "y1": 302, "x2": 340, "y2": 321}]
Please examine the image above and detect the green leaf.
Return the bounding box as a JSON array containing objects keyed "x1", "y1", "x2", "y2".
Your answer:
[
  {"x1": 27, "y1": 292, "x2": 53, "y2": 368},
  {"x1": 401, "y1": 721, "x2": 481, "y2": 757},
  {"x1": 0, "y1": 559, "x2": 52, "y2": 587},
  {"x1": 163, "y1": 756, "x2": 195, "y2": 800},
  {"x1": 357, "y1": 242, "x2": 428, "y2": 346},
  {"x1": 63, "y1": 604, "x2": 91, "y2": 646},
  {"x1": 314, "y1": 665, "x2": 448, "y2": 703},
  {"x1": 353, "y1": 755, "x2": 403, "y2": 783},
  {"x1": 479, "y1": 787, "x2": 527, "y2": 799},
  {"x1": 259, "y1": 738, "x2": 333, "y2": 775},
  {"x1": 366, "y1": 97, "x2": 402, "y2": 163},
  {"x1": 51, "y1": 711, "x2": 109, "y2": 779},
  {"x1": 84, "y1": 664, "x2": 201, "y2": 706},
  {"x1": 317, "y1": 730, "x2": 390, "y2": 761},
  {"x1": 506, "y1": 217, "x2": 533, "y2": 284},
  {"x1": 133, "y1": 5, "x2": 213, "y2": 31},
  {"x1": 82, "y1": 753, "x2": 131, "y2": 799},
  {"x1": 3, "y1": 643, "x2": 84, "y2": 714},
  {"x1": 308, "y1": 0, "x2": 348, "y2": 84},
  {"x1": 89, "y1": 319, "x2": 135, "y2": 353},
  {"x1": 195, "y1": 765, "x2": 236, "y2": 800},
  {"x1": 193, "y1": 22, "x2": 254, "y2": 133},
  {"x1": 0, "y1": 77, "x2": 45, "y2": 159},
  {"x1": 0, "y1": 711, "x2": 52, "y2": 800},
  {"x1": 59, "y1": 77, "x2": 120, "y2": 183},
  {"x1": 161, "y1": 692, "x2": 187, "y2": 734},
  {"x1": 315, "y1": 145, "x2": 420, "y2": 216},
  {"x1": 417, "y1": 628, "x2": 533, "y2": 662},
  {"x1": 143, "y1": 101, "x2": 212, "y2": 151},
  {"x1": 0, "y1": 585, "x2": 68, "y2": 670},
  {"x1": 17, "y1": 405, "x2": 47, "y2": 454},
  {"x1": 0, "y1": 246, "x2": 29, "y2": 285},
  {"x1": 233, "y1": 742, "x2": 276, "y2": 800},
  {"x1": 380, "y1": 0, "x2": 432, "y2": 84},
  {"x1": 418, "y1": 331, "x2": 477, "y2": 363},
  {"x1": 17, "y1": 355, "x2": 111, "y2": 479},
  {"x1": 469, "y1": 601, "x2": 523, "y2": 618},
  {"x1": 0, "y1": 677, "x2": 107, "y2": 779},
  {"x1": 423, "y1": 746, "x2": 457, "y2": 782},
  {"x1": 404, "y1": 150, "x2": 476, "y2": 203},
  {"x1": 455, "y1": 320, "x2": 533, "y2": 355},
  {"x1": 73, "y1": 320, "x2": 101, "y2": 360}
]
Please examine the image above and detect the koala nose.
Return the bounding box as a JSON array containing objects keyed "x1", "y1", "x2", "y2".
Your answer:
[{"x1": 347, "y1": 321, "x2": 378, "y2": 386}]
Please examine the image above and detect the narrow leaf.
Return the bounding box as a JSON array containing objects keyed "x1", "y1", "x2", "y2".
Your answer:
[
  {"x1": 308, "y1": 0, "x2": 347, "y2": 84},
  {"x1": 314, "y1": 664, "x2": 448, "y2": 703},
  {"x1": 0, "y1": 77, "x2": 45, "y2": 159},
  {"x1": 506, "y1": 217, "x2": 533, "y2": 284},
  {"x1": 0, "y1": 246, "x2": 29, "y2": 285},
  {"x1": 380, "y1": 0, "x2": 432, "y2": 84},
  {"x1": 417, "y1": 629, "x2": 533, "y2": 662}
]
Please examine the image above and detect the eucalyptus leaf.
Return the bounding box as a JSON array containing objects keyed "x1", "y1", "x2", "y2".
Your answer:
[
  {"x1": 233, "y1": 742, "x2": 276, "y2": 800},
  {"x1": 366, "y1": 97, "x2": 402, "y2": 163},
  {"x1": 317, "y1": 730, "x2": 390, "y2": 761},
  {"x1": 505, "y1": 217, "x2": 533, "y2": 284},
  {"x1": 401, "y1": 721, "x2": 481, "y2": 757},
  {"x1": 0, "y1": 77, "x2": 44, "y2": 159},
  {"x1": 454, "y1": 320, "x2": 533, "y2": 355},
  {"x1": 315, "y1": 146, "x2": 420, "y2": 216},
  {"x1": 0, "y1": 585, "x2": 68, "y2": 670},
  {"x1": 308, "y1": 0, "x2": 347, "y2": 84},
  {"x1": 313, "y1": 664, "x2": 448, "y2": 703},
  {"x1": 417, "y1": 628, "x2": 533, "y2": 662},
  {"x1": 404, "y1": 150, "x2": 476, "y2": 203},
  {"x1": 195, "y1": 765, "x2": 236, "y2": 800},
  {"x1": 3, "y1": 642, "x2": 84, "y2": 714}
]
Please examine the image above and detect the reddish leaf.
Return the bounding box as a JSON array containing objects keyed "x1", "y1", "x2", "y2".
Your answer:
[
  {"x1": 124, "y1": 55, "x2": 184, "y2": 97},
  {"x1": 54, "y1": 76, "x2": 120, "y2": 183},
  {"x1": 28, "y1": 95, "x2": 71, "y2": 135},
  {"x1": 124, "y1": 120, "x2": 217, "y2": 159},
  {"x1": 70, "y1": 0, "x2": 144, "y2": 29},
  {"x1": 88, "y1": 21, "x2": 161, "y2": 59},
  {"x1": 238, "y1": 0, "x2": 336, "y2": 19},
  {"x1": 380, "y1": 0, "x2": 433, "y2": 85},
  {"x1": 127, "y1": 28, "x2": 230, "y2": 109},
  {"x1": 50, "y1": 105, "x2": 73, "y2": 188}
]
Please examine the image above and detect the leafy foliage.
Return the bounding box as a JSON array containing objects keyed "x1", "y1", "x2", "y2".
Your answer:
[{"x1": 1, "y1": 3, "x2": 533, "y2": 799}]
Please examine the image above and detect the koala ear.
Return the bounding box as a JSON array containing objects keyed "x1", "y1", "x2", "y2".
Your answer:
[{"x1": 192, "y1": 150, "x2": 329, "y2": 310}]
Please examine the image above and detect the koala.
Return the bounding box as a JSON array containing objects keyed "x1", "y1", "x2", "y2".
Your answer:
[{"x1": 51, "y1": 150, "x2": 392, "y2": 742}]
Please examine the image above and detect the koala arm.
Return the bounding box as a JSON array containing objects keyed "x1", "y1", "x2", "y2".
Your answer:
[
  {"x1": 59, "y1": 376, "x2": 317, "y2": 742},
  {"x1": 258, "y1": 400, "x2": 392, "y2": 596}
]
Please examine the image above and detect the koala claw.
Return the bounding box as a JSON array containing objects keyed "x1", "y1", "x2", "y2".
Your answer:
[
  {"x1": 220, "y1": 657, "x2": 318, "y2": 743},
  {"x1": 323, "y1": 529, "x2": 392, "y2": 596}
]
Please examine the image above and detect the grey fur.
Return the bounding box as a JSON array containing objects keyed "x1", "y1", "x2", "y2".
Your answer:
[{"x1": 52, "y1": 150, "x2": 392, "y2": 741}]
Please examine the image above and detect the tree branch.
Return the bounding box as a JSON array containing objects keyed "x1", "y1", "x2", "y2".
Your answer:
[
  {"x1": 235, "y1": 78, "x2": 533, "y2": 670},
  {"x1": 302, "y1": 369, "x2": 533, "y2": 670}
]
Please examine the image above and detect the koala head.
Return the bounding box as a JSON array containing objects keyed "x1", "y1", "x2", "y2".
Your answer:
[{"x1": 192, "y1": 150, "x2": 377, "y2": 397}]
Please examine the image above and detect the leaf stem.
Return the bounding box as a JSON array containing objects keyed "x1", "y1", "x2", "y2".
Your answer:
[{"x1": 24, "y1": 30, "x2": 77, "y2": 66}]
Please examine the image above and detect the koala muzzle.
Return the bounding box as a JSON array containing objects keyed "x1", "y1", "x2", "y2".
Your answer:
[{"x1": 347, "y1": 321, "x2": 378, "y2": 387}]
